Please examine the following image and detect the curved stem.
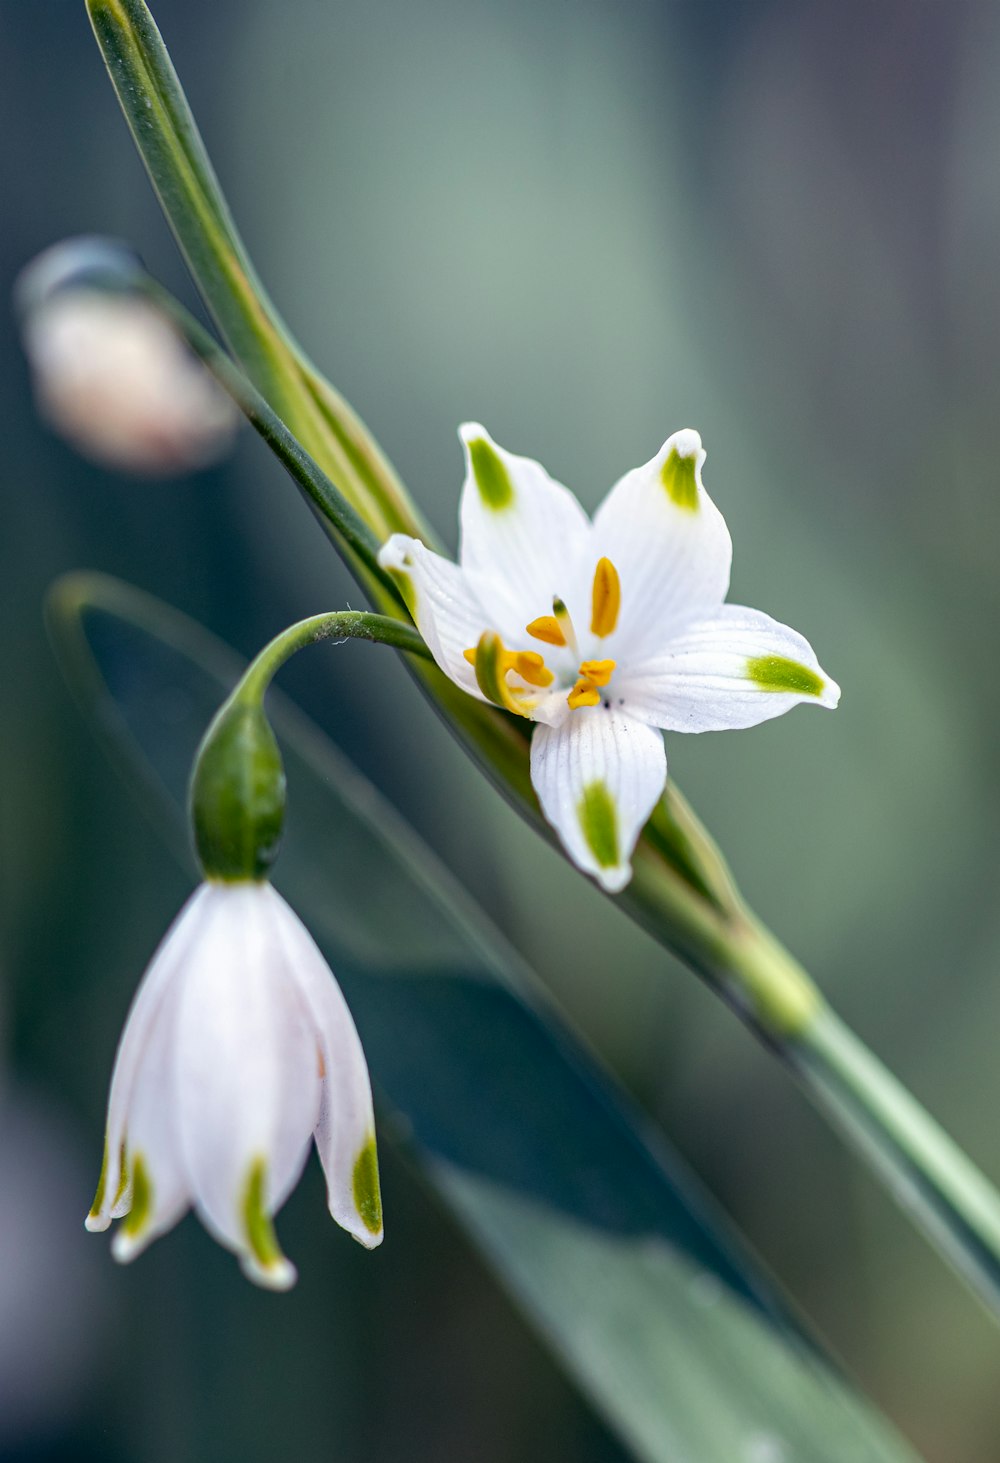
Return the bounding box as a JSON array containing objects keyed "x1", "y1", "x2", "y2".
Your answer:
[{"x1": 235, "y1": 610, "x2": 431, "y2": 707}]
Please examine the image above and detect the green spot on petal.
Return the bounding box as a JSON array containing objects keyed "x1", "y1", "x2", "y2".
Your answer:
[
  {"x1": 469, "y1": 437, "x2": 514, "y2": 511},
  {"x1": 747, "y1": 655, "x2": 824, "y2": 696},
  {"x1": 660, "y1": 447, "x2": 699, "y2": 511},
  {"x1": 578, "y1": 781, "x2": 619, "y2": 871},
  {"x1": 352, "y1": 1136, "x2": 382, "y2": 1235},
  {"x1": 113, "y1": 1143, "x2": 130, "y2": 1207},
  {"x1": 121, "y1": 1153, "x2": 152, "y2": 1238},
  {"x1": 89, "y1": 1139, "x2": 110, "y2": 1219},
  {"x1": 242, "y1": 1158, "x2": 289, "y2": 1274},
  {"x1": 386, "y1": 565, "x2": 415, "y2": 613}
]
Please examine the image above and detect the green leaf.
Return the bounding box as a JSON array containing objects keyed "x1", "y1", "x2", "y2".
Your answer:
[
  {"x1": 85, "y1": 0, "x2": 420, "y2": 539},
  {"x1": 48, "y1": 573, "x2": 922, "y2": 1463}
]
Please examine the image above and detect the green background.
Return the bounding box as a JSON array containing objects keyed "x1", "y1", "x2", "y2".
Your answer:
[{"x1": 3, "y1": 1, "x2": 999, "y2": 1458}]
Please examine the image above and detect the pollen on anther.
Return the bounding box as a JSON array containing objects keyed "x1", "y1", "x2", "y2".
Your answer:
[
  {"x1": 590, "y1": 559, "x2": 621, "y2": 639},
  {"x1": 526, "y1": 615, "x2": 566, "y2": 647},
  {"x1": 579, "y1": 659, "x2": 616, "y2": 687},
  {"x1": 568, "y1": 679, "x2": 601, "y2": 710},
  {"x1": 513, "y1": 651, "x2": 554, "y2": 688}
]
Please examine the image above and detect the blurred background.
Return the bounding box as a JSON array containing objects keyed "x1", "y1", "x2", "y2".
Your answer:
[{"x1": 3, "y1": 0, "x2": 1000, "y2": 1458}]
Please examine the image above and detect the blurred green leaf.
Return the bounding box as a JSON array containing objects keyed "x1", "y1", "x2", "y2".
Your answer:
[
  {"x1": 86, "y1": 0, "x2": 421, "y2": 539},
  {"x1": 48, "y1": 572, "x2": 922, "y2": 1463}
]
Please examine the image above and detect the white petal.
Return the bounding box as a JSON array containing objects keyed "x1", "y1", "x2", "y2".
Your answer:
[
  {"x1": 85, "y1": 884, "x2": 212, "y2": 1233},
  {"x1": 110, "y1": 970, "x2": 190, "y2": 1265},
  {"x1": 378, "y1": 533, "x2": 490, "y2": 698},
  {"x1": 592, "y1": 430, "x2": 732, "y2": 660},
  {"x1": 530, "y1": 710, "x2": 667, "y2": 893},
  {"x1": 457, "y1": 424, "x2": 592, "y2": 638},
  {"x1": 621, "y1": 604, "x2": 840, "y2": 731},
  {"x1": 270, "y1": 892, "x2": 383, "y2": 1250},
  {"x1": 174, "y1": 884, "x2": 321, "y2": 1288}
]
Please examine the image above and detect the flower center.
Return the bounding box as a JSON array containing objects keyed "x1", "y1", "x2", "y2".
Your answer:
[
  {"x1": 568, "y1": 659, "x2": 616, "y2": 709},
  {"x1": 465, "y1": 557, "x2": 622, "y2": 716}
]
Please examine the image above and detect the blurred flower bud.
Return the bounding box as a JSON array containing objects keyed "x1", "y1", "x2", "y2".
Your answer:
[{"x1": 16, "y1": 238, "x2": 238, "y2": 476}]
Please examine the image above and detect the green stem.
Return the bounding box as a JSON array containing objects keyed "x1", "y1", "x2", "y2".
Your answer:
[
  {"x1": 235, "y1": 610, "x2": 431, "y2": 706},
  {"x1": 624, "y1": 850, "x2": 1000, "y2": 1315},
  {"x1": 791, "y1": 1007, "x2": 1000, "y2": 1309}
]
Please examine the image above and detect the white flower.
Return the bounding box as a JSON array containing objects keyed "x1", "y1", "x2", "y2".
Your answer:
[
  {"x1": 21, "y1": 288, "x2": 237, "y2": 476},
  {"x1": 86, "y1": 882, "x2": 382, "y2": 1289},
  {"x1": 379, "y1": 425, "x2": 839, "y2": 893}
]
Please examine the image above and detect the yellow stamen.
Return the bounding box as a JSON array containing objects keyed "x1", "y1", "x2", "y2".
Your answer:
[
  {"x1": 578, "y1": 658, "x2": 616, "y2": 687},
  {"x1": 590, "y1": 557, "x2": 621, "y2": 638},
  {"x1": 526, "y1": 615, "x2": 566, "y2": 647},
  {"x1": 513, "y1": 651, "x2": 554, "y2": 688},
  {"x1": 568, "y1": 679, "x2": 602, "y2": 710}
]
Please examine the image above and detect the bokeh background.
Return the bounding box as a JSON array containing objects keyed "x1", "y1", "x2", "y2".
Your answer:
[{"x1": 4, "y1": 0, "x2": 1000, "y2": 1458}]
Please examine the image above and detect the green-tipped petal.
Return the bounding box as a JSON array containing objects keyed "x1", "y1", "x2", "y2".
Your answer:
[
  {"x1": 622, "y1": 605, "x2": 840, "y2": 732},
  {"x1": 175, "y1": 885, "x2": 320, "y2": 1274},
  {"x1": 378, "y1": 534, "x2": 488, "y2": 701},
  {"x1": 276, "y1": 895, "x2": 384, "y2": 1250},
  {"x1": 593, "y1": 429, "x2": 732, "y2": 660},
  {"x1": 458, "y1": 424, "x2": 591, "y2": 641},
  {"x1": 530, "y1": 709, "x2": 667, "y2": 893},
  {"x1": 239, "y1": 1159, "x2": 297, "y2": 1290}
]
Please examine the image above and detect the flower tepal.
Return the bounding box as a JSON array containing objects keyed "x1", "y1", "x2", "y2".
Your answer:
[
  {"x1": 379, "y1": 425, "x2": 839, "y2": 892},
  {"x1": 86, "y1": 883, "x2": 382, "y2": 1289}
]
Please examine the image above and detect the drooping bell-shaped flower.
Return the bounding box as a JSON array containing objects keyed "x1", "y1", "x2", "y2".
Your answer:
[
  {"x1": 86, "y1": 689, "x2": 381, "y2": 1287},
  {"x1": 380, "y1": 425, "x2": 839, "y2": 892},
  {"x1": 86, "y1": 883, "x2": 382, "y2": 1288}
]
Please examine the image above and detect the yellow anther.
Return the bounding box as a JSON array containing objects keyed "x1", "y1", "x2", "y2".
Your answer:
[
  {"x1": 578, "y1": 659, "x2": 616, "y2": 687},
  {"x1": 568, "y1": 679, "x2": 602, "y2": 710},
  {"x1": 513, "y1": 651, "x2": 554, "y2": 688},
  {"x1": 463, "y1": 647, "x2": 477, "y2": 666},
  {"x1": 590, "y1": 557, "x2": 621, "y2": 639},
  {"x1": 526, "y1": 615, "x2": 566, "y2": 647}
]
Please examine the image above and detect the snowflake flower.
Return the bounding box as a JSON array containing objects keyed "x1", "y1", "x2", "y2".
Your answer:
[
  {"x1": 86, "y1": 882, "x2": 382, "y2": 1289},
  {"x1": 379, "y1": 425, "x2": 839, "y2": 892}
]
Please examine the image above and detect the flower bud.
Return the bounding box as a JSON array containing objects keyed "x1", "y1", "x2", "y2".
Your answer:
[
  {"x1": 189, "y1": 699, "x2": 286, "y2": 882},
  {"x1": 17, "y1": 238, "x2": 237, "y2": 476}
]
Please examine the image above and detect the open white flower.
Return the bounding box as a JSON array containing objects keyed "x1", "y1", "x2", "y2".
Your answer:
[
  {"x1": 86, "y1": 882, "x2": 382, "y2": 1289},
  {"x1": 380, "y1": 425, "x2": 839, "y2": 892}
]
